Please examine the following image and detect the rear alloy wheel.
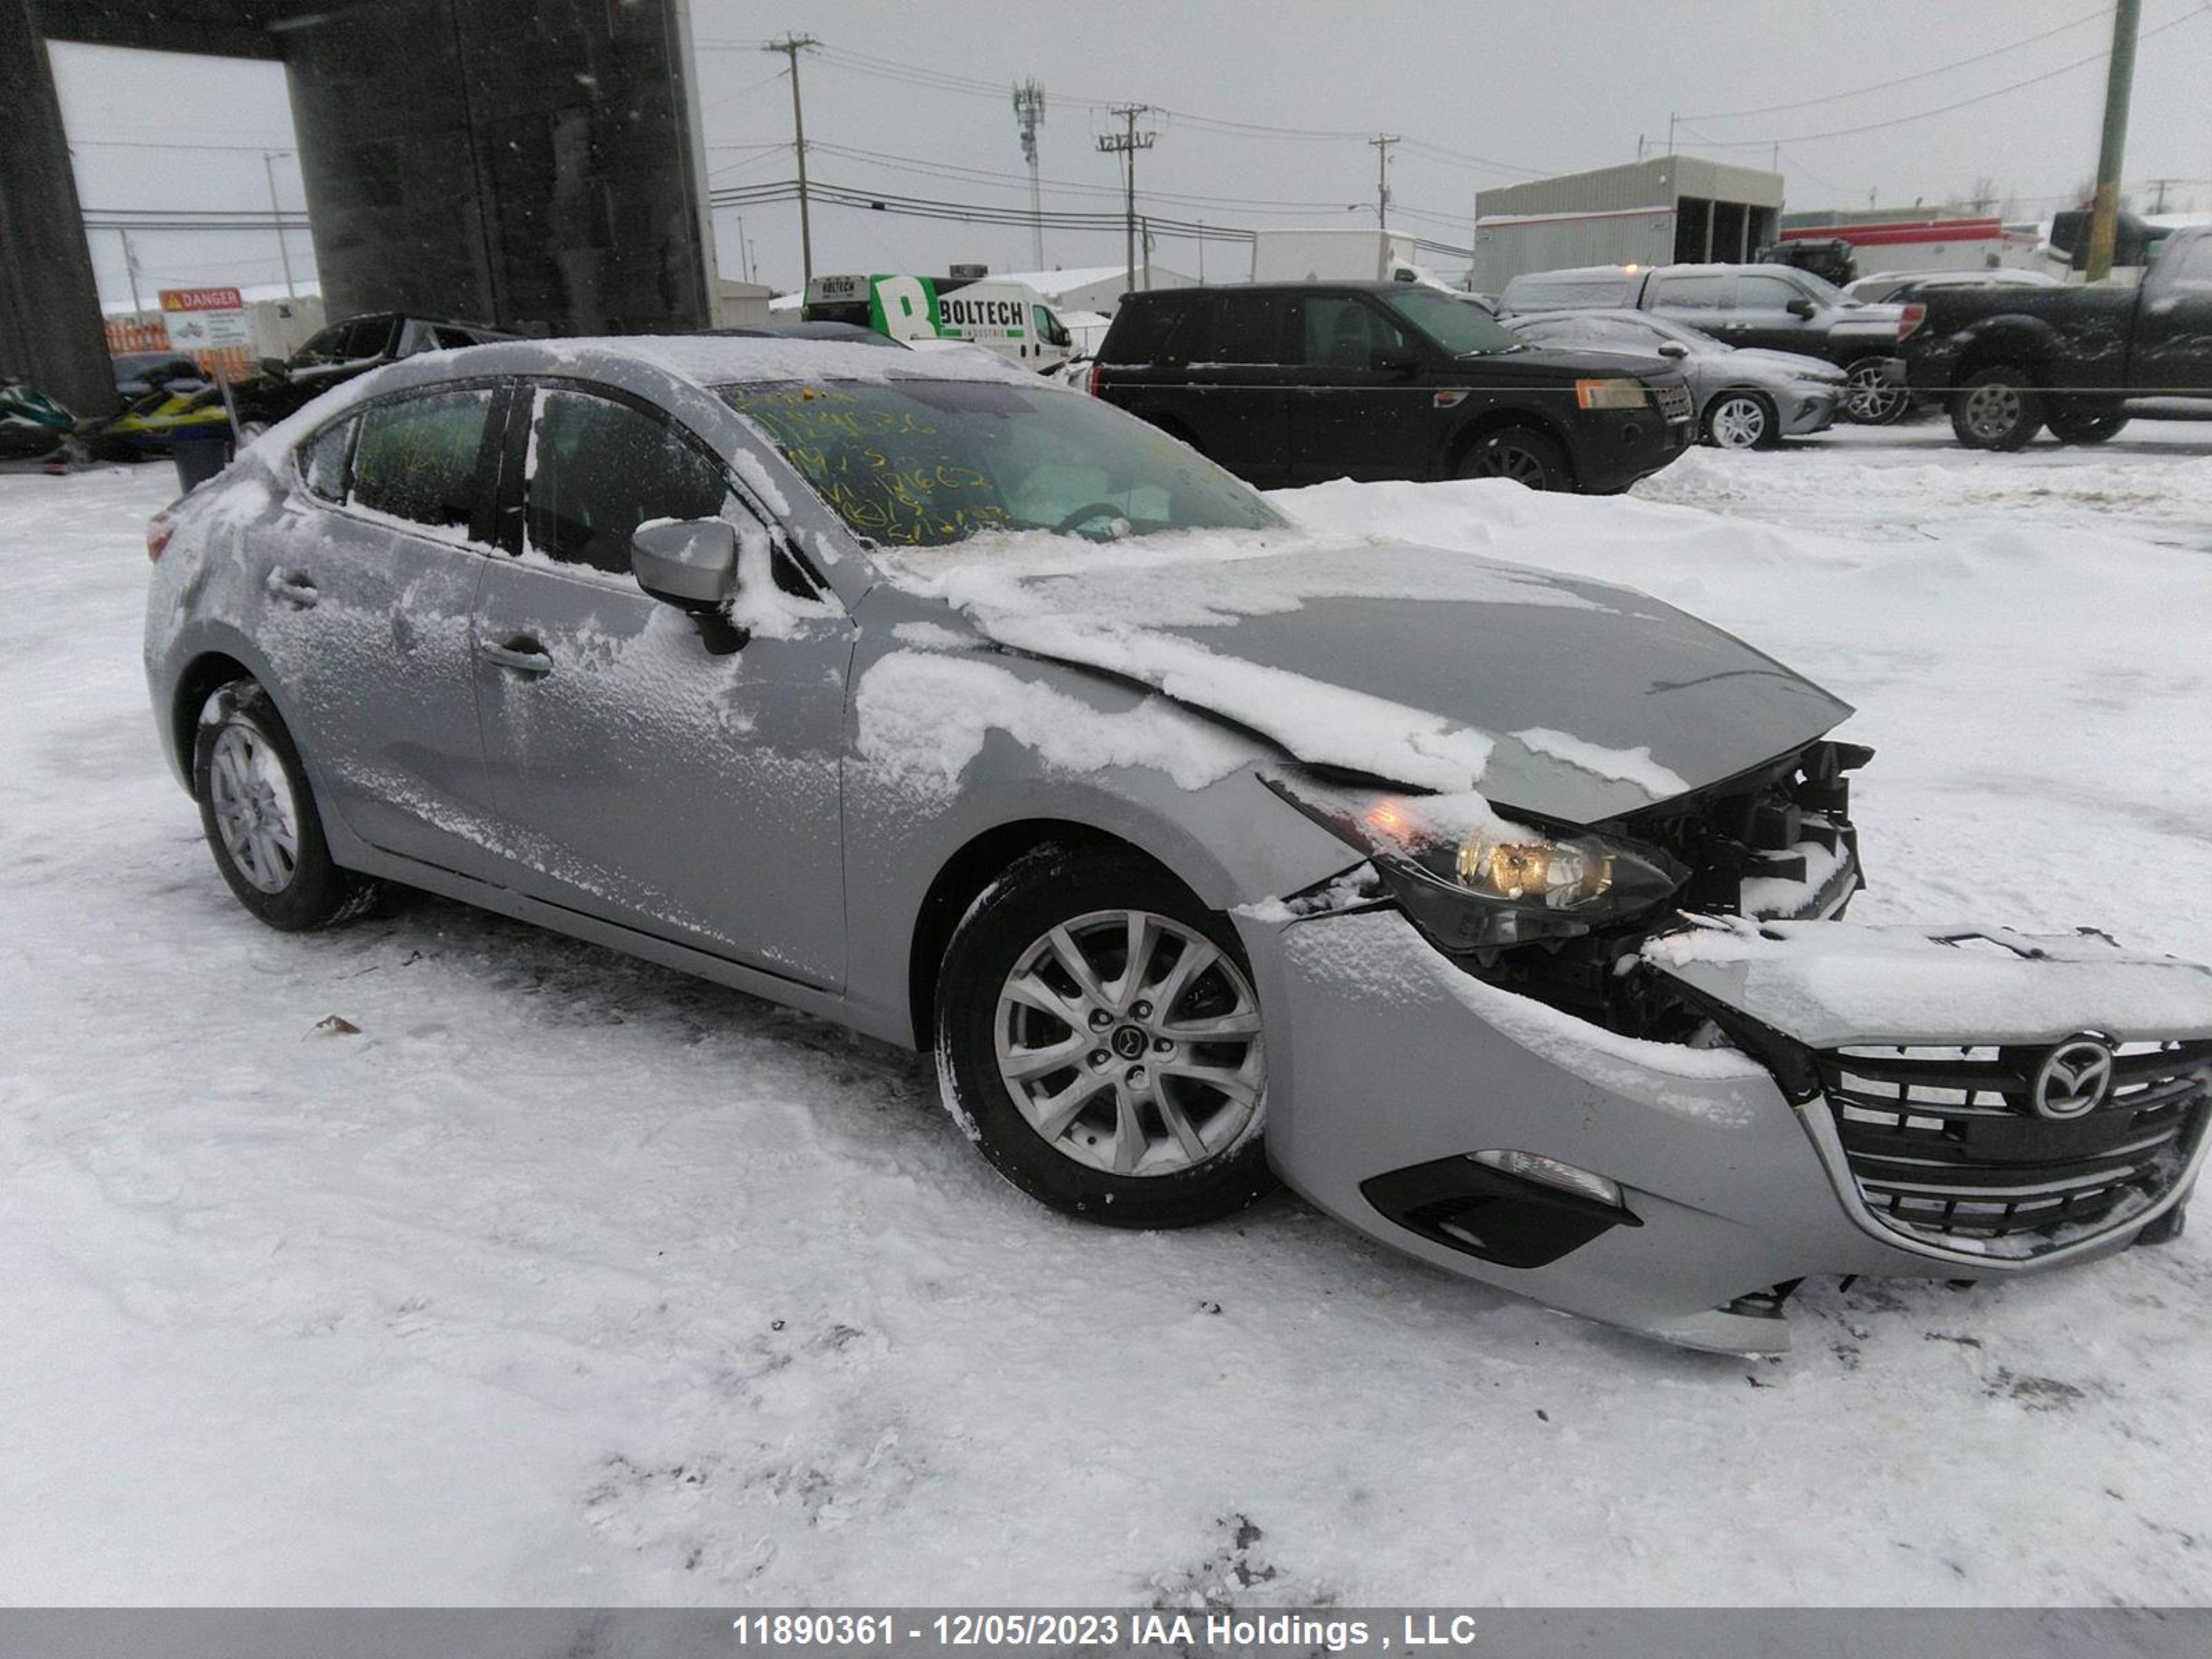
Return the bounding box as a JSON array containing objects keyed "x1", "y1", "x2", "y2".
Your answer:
[
  {"x1": 2045, "y1": 399, "x2": 2130, "y2": 445},
  {"x1": 1704, "y1": 390, "x2": 1775, "y2": 449},
  {"x1": 193, "y1": 680, "x2": 379, "y2": 931},
  {"x1": 1951, "y1": 367, "x2": 2044, "y2": 451},
  {"x1": 935, "y1": 845, "x2": 1274, "y2": 1228},
  {"x1": 1461, "y1": 427, "x2": 1571, "y2": 491},
  {"x1": 1841, "y1": 357, "x2": 1909, "y2": 425}
]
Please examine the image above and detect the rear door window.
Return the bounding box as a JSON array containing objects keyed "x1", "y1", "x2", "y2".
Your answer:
[
  {"x1": 1299, "y1": 294, "x2": 1405, "y2": 368},
  {"x1": 1648, "y1": 273, "x2": 1734, "y2": 310},
  {"x1": 522, "y1": 387, "x2": 733, "y2": 576},
  {"x1": 347, "y1": 386, "x2": 496, "y2": 539},
  {"x1": 1210, "y1": 292, "x2": 1287, "y2": 364},
  {"x1": 1102, "y1": 295, "x2": 1198, "y2": 364}
]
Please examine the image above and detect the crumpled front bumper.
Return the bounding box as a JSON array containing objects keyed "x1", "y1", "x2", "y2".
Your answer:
[{"x1": 1243, "y1": 906, "x2": 2212, "y2": 1355}]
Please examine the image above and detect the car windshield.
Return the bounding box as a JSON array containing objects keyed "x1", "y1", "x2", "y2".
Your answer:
[
  {"x1": 1382, "y1": 288, "x2": 1524, "y2": 356},
  {"x1": 719, "y1": 377, "x2": 1285, "y2": 547}
]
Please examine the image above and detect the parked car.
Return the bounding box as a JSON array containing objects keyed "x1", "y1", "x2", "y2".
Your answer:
[
  {"x1": 1500, "y1": 262, "x2": 1915, "y2": 425},
  {"x1": 1506, "y1": 310, "x2": 1844, "y2": 449},
  {"x1": 1844, "y1": 268, "x2": 2063, "y2": 305},
  {"x1": 1902, "y1": 225, "x2": 2212, "y2": 447},
  {"x1": 110, "y1": 351, "x2": 207, "y2": 402},
  {"x1": 172, "y1": 311, "x2": 516, "y2": 438},
  {"x1": 1091, "y1": 281, "x2": 1696, "y2": 494},
  {"x1": 144, "y1": 336, "x2": 2212, "y2": 1355},
  {"x1": 1754, "y1": 237, "x2": 1857, "y2": 288}
]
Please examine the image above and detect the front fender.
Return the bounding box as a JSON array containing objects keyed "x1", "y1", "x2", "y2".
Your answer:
[{"x1": 838, "y1": 632, "x2": 1360, "y2": 1044}]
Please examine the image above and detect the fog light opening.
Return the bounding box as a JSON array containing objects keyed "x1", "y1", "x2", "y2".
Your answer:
[{"x1": 1472, "y1": 1149, "x2": 1624, "y2": 1210}]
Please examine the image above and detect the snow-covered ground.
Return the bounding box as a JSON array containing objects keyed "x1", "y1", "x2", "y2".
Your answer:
[{"x1": 4, "y1": 422, "x2": 2211, "y2": 1607}]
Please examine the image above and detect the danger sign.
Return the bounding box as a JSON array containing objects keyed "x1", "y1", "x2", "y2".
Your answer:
[{"x1": 160, "y1": 286, "x2": 252, "y2": 350}]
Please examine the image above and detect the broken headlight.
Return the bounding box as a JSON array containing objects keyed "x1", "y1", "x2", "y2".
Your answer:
[{"x1": 1268, "y1": 774, "x2": 1685, "y2": 950}]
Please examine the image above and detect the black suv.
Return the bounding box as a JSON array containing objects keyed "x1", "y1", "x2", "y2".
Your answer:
[
  {"x1": 1091, "y1": 282, "x2": 1694, "y2": 494},
  {"x1": 180, "y1": 311, "x2": 516, "y2": 435}
]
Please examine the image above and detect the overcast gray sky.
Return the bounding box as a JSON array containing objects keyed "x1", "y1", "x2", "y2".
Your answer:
[{"x1": 52, "y1": 0, "x2": 2212, "y2": 307}]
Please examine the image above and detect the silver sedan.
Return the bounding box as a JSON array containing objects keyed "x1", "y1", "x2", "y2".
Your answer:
[
  {"x1": 1509, "y1": 309, "x2": 1845, "y2": 449},
  {"x1": 142, "y1": 337, "x2": 2211, "y2": 1356}
]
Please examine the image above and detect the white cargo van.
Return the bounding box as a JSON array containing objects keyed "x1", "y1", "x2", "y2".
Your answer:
[
  {"x1": 1248, "y1": 227, "x2": 1452, "y2": 286},
  {"x1": 800, "y1": 273, "x2": 1076, "y2": 371}
]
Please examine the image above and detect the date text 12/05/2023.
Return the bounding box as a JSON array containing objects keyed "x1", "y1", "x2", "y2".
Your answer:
[{"x1": 727, "y1": 1611, "x2": 1488, "y2": 1651}]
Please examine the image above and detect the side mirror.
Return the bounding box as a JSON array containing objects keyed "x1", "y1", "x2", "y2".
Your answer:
[
  {"x1": 1372, "y1": 344, "x2": 1422, "y2": 375},
  {"x1": 1785, "y1": 298, "x2": 1817, "y2": 319},
  {"x1": 632, "y1": 518, "x2": 738, "y2": 611},
  {"x1": 259, "y1": 356, "x2": 291, "y2": 379},
  {"x1": 1657, "y1": 341, "x2": 1690, "y2": 359}
]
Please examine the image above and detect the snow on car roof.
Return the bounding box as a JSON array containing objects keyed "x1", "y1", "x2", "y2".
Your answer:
[{"x1": 228, "y1": 332, "x2": 1053, "y2": 473}]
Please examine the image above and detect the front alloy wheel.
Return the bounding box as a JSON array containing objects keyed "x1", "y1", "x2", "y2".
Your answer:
[
  {"x1": 995, "y1": 909, "x2": 1264, "y2": 1179},
  {"x1": 935, "y1": 845, "x2": 1275, "y2": 1228},
  {"x1": 1705, "y1": 391, "x2": 1772, "y2": 449},
  {"x1": 1842, "y1": 358, "x2": 1909, "y2": 425}
]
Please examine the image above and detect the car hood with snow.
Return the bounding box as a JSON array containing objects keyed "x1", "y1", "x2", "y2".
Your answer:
[{"x1": 892, "y1": 534, "x2": 1853, "y2": 823}]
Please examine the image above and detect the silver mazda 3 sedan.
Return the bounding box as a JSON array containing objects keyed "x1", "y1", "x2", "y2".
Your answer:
[{"x1": 144, "y1": 337, "x2": 2212, "y2": 1354}]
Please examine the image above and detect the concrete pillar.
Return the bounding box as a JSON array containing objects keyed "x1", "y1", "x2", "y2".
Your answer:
[
  {"x1": 281, "y1": 0, "x2": 715, "y2": 335},
  {"x1": 0, "y1": 0, "x2": 118, "y2": 416}
]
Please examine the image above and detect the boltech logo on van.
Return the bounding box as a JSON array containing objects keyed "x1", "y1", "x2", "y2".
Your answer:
[{"x1": 939, "y1": 295, "x2": 1027, "y2": 336}]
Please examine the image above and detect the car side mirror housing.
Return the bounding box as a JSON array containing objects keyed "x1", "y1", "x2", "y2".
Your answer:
[
  {"x1": 1372, "y1": 344, "x2": 1422, "y2": 374},
  {"x1": 632, "y1": 518, "x2": 738, "y2": 611},
  {"x1": 1785, "y1": 298, "x2": 1817, "y2": 319},
  {"x1": 1658, "y1": 341, "x2": 1691, "y2": 359}
]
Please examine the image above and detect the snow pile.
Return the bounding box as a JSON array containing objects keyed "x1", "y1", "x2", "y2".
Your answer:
[{"x1": 10, "y1": 425, "x2": 2212, "y2": 1606}]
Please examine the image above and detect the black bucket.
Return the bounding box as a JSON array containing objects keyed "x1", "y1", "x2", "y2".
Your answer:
[{"x1": 171, "y1": 436, "x2": 234, "y2": 493}]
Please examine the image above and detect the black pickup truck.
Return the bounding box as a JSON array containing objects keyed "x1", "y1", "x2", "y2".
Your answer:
[{"x1": 1902, "y1": 224, "x2": 2212, "y2": 449}]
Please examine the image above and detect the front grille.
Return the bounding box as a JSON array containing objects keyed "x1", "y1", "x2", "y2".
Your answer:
[
  {"x1": 1818, "y1": 1042, "x2": 2212, "y2": 1259},
  {"x1": 1654, "y1": 383, "x2": 1694, "y2": 423}
]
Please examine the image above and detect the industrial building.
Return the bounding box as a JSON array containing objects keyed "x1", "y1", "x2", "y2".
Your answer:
[{"x1": 1472, "y1": 156, "x2": 1785, "y2": 293}]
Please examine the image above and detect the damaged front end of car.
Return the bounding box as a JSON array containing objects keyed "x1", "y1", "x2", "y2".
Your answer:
[{"x1": 1245, "y1": 737, "x2": 2212, "y2": 1356}]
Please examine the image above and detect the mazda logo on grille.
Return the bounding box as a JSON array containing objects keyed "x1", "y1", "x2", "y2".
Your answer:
[{"x1": 2032, "y1": 1035, "x2": 2117, "y2": 1120}]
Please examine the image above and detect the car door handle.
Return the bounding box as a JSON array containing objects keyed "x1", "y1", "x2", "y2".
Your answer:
[
  {"x1": 265, "y1": 568, "x2": 318, "y2": 608},
  {"x1": 478, "y1": 635, "x2": 553, "y2": 676}
]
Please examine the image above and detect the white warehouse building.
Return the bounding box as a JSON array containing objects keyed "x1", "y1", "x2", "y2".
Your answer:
[{"x1": 1473, "y1": 157, "x2": 1785, "y2": 294}]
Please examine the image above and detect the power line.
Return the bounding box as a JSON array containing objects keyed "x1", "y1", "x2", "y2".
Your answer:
[
  {"x1": 1680, "y1": 3, "x2": 2112, "y2": 121},
  {"x1": 1676, "y1": 5, "x2": 2210, "y2": 149}
]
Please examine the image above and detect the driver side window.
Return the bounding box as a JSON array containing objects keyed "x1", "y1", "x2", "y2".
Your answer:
[{"x1": 522, "y1": 387, "x2": 733, "y2": 577}]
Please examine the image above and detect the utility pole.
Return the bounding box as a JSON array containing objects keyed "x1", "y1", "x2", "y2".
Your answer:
[
  {"x1": 764, "y1": 35, "x2": 820, "y2": 285},
  {"x1": 2145, "y1": 176, "x2": 2178, "y2": 214},
  {"x1": 1096, "y1": 105, "x2": 1155, "y2": 295},
  {"x1": 1667, "y1": 113, "x2": 1677, "y2": 158},
  {"x1": 1369, "y1": 133, "x2": 1398, "y2": 229},
  {"x1": 1013, "y1": 79, "x2": 1046, "y2": 269},
  {"x1": 118, "y1": 227, "x2": 143, "y2": 318},
  {"x1": 263, "y1": 150, "x2": 297, "y2": 303},
  {"x1": 2086, "y1": 0, "x2": 2141, "y2": 282}
]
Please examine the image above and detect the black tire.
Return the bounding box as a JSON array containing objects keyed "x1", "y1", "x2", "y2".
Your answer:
[
  {"x1": 934, "y1": 843, "x2": 1275, "y2": 1230},
  {"x1": 192, "y1": 679, "x2": 378, "y2": 931},
  {"x1": 1703, "y1": 388, "x2": 1778, "y2": 450},
  {"x1": 1460, "y1": 426, "x2": 1572, "y2": 491},
  {"x1": 1841, "y1": 357, "x2": 1909, "y2": 425},
  {"x1": 1950, "y1": 366, "x2": 2044, "y2": 451},
  {"x1": 2045, "y1": 399, "x2": 2130, "y2": 445}
]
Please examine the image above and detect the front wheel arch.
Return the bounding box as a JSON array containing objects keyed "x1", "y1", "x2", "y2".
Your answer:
[
  {"x1": 1451, "y1": 418, "x2": 1577, "y2": 491},
  {"x1": 908, "y1": 820, "x2": 1177, "y2": 1054}
]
